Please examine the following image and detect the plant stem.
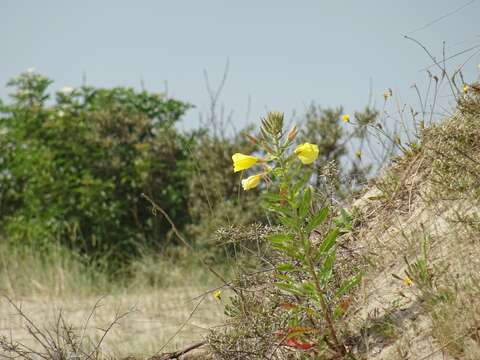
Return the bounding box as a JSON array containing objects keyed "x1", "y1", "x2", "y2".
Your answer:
[
  {"x1": 276, "y1": 143, "x2": 346, "y2": 356},
  {"x1": 306, "y1": 256, "x2": 346, "y2": 356}
]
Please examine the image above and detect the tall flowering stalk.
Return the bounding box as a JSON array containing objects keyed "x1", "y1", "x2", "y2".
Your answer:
[{"x1": 232, "y1": 112, "x2": 360, "y2": 356}]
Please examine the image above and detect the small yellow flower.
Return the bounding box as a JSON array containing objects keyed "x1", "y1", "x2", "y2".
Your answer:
[
  {"x1": 341, "y1": 114, "x2": 350, "y2": 123},
  {"x1": 463, "y1": 84, "x2": 469, "y2": 93},
  {"x1": 232, "y1": 153, "x2": 258, "y2": 173},
  {"x1": 213, "y1": 290, "x2": 222, "y2": 300},
  {"x1": 355, "y1": 150, "x2": 362, "y2": 159},
  {"x1": 241, "y1": 174, "x2": 262, "y2": 191},
  {"x1": 294, "y1": 143, "x2": 319, "y2": 165},
  {"x1": 403, "y1": 276, "x2": 413, "y2": 287},
  {"x1": 383, "y1": 88, "x2": 393, "y2": 100}
]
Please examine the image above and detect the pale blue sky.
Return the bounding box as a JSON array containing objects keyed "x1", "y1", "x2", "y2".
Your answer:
[{"x1": 1, "y1": 1, "x2": 479, "y2": 129}]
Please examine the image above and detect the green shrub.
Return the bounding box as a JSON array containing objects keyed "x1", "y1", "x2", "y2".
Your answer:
[{"x1": 0, "y1": 70, "x2": 192, "y2": 266}]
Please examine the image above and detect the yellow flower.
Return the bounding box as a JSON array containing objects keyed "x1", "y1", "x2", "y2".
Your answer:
[
  {"x1": 232, "y1": 153, "x2": 258, "y2": 173},
  {"x1": 383, "y1": 88, "x2": 393, "y2": 99},
  {"x1": 463, "y1": 84, "x2": 469, "y2": 93},
  {"x1": 355, "y1": 150, "x2": 362, "y2": 159},
  {"x1": 294, "y1": 143, "x2": 319, "y2": 165},
  {"x1": 241, "y1": 174, "x2": 262, "y2": 191},
  {"x1": 213, "y1": 290, "x2": 222, "y2": 300},
  {"x1": 341, "y1": 114, "x2": 350, "y2": 123},
  {"x1": 403, "y1": 276, "x2": 413, "y2": 287}
]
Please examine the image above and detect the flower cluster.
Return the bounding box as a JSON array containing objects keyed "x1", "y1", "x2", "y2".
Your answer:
[{"x1": 231, "y1": 139, "x2": 319, "y2": 190}]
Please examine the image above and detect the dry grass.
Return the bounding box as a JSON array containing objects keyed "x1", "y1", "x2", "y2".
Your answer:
[
  {"x1": 0, "y1": 244, "x2": 226, "y2": 359},
  {"x1": 0, "y1": 286, "x2": 224, "y2": 359},
  {"x1": 342, "y1": 96, "x2": 480, "y2": 359}
]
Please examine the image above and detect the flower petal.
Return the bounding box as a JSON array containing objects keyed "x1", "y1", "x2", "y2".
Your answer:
[
  {"x1": 294, "y1": 143, "x2": 319, "y2": 165},
  {"x1": 241, "y1": 174, "x2": 262, "y2": 190},
  {"x1": 232, "y1": 153, "x2": 258, "y2": 172}
]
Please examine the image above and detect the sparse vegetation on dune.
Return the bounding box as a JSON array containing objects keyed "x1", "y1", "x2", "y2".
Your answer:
[
  {"x1": 1, "y1": 59, "x2": 480, "y2": 359},
  {"x1": 205, "y1": 82, "x2": 480, "y2": 359}
]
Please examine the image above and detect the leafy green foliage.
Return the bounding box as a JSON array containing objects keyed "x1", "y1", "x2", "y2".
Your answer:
[
  {"x1": 223, "y1": 112, "x2": 361, "y2": 356},
  {"x1": 0, "y1": 71, "x2": 192, "y2": 266}
]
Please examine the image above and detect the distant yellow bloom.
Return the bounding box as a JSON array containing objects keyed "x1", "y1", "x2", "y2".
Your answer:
[
  {"x1": 294, "y1": 143, "x2": 319, "y2": 165},
  {"x1": 241, "y1": 174, "x2": 262, "y2": 191},
  {"x1": 232, "y1": 153, "x2": 258, "y2": 173},
  {"x1": 463, "y1": 84, "x2": 469, "y2": 93},
  {"x1": 213, "y1": 290, "x2": 222, "y2": 300},
  {"x1": 383, "y1": 88, "x2": 393, "y2": 99},
  {"x1": 355, "y1": 150, "x2": 362, "y2": 159},
  {"x1": 341, "y1": 114, "x2": 350, "y2": 123},
  {"x1": 403, "y1": 276, "x2": 413, "y2": 287}
]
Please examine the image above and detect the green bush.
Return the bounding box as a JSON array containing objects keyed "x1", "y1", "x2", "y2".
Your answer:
[{"x1": 0, "y1": 70, "x2": 192, "y2": 266}]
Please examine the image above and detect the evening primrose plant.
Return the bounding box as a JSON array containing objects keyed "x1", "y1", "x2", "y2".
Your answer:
[{"x1": 230, "y1": 112, "x2": 360, "y2": 356}]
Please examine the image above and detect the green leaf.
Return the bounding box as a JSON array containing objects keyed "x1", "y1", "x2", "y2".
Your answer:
[
  {"x1": 262, "y1": 192, "x2": 282, "y2": 202},
  {"x1": 318, "y1": 251, "x2": 336, "y2": 284},
  {"x1": 306, "y1": 207, "x2": 329, "y2": 233},
  {"x1": 276, "y1": 273, "x2": 294, "y2": 282},
  {"x1": 278, "y1": 215, "x2": 299, "y2": 230},
  {"x1": 274, "y1": 282, "x2": 303, "y2": 296},
  {"x1": 276, "y1": 263, "x2": 296, "y2": 272},
  {"x1": 291, "y1": 171, "x2": 312, "y2": 197},
  {"x1": 260, "y1": 199, "x2": 290, "y2": 216},
  {"x1": 335, "y1": 274, "x2": 362, "y2": 298},
  {"x1": 318, "y1": 228, "x2": 338, "y2": 255},
  {"x1": 298, "y1": 186, "x2": 312, "y2": 219},
  {"x1": 267, "y1": 233, "x2": 293, "y2": 245},
  {"x1": 301, "y1": 282, "x2": 316, "y2": 296},
  {"x1": 333, "y1": 208, "x2": 353, "y2": 234},
  {"x1": 271, "y1": 243, "x2": 299, "y2": 259}
]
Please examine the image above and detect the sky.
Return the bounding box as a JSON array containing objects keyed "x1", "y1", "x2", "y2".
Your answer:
[{"x1": 1, "y1": 1, "x2": 479, "y2": 130}]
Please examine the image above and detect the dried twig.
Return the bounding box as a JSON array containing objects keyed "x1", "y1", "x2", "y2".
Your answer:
[
  {"x1": 155, "y1": 341, "x2": 207, "y2": 360},
  {"x1": 141, "y1": 193, "x2": 228, "y2": 285}
]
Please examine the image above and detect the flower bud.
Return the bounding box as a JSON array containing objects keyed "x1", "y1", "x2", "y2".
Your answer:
[
  {"x1": 241, "y1": 174, "x2": 262, "y2": 191},
  {"x1": 287, "y1": 126, "x2": 298, "y2": 142},
  {"x1": 232, "y1": 153, "x2": 258, "y2": 173},
  {"x1": 246, "y1": 134, "x2": 258, "y2": 145}
]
